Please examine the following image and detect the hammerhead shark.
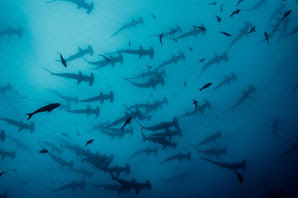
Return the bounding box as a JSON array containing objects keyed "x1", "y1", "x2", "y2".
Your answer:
[
  {"x1": 114, "y1": 46, "x2": 154, "y2": 59},
  {"x1": 193, "y1": 146, "x2": 227, "y2": 158},
  {"x1": 64, "y1": 45, "x2": 93, "y2": 62},
  {"x1": 6, "y1": 136, "x2": 28, "y2": 150},
  {"x1": 231, "y1": 85, "x2": 255, "y2": 109},
  {"x1": 200, "y1": 157, "x2": 246, "y2": 171},
  {"x1": 125, "y1": 69, "x2": 166, "y2": 80},
  {"x1": 48, "y1": 152, "x2": 73, "y2": 168},
  {"x1": 0, "y1": 118, "x2": 35, "y2": 133},
  {"x1": 157, "y1": 52, "x2": 186, "y2": 69},
  {"x1": 194, "y1": 131, "x2": 222, "y2": 147},
  {"x1": 65, "y1": 105, "x2": 99, "y2": 117},
  {"x1": 93, "y1": 184, "x2": 126, "y2": 195},
  {"x1": 70, "y1": 167, "x2": 94, "y2": 177},
  {"x1": 79, "y1": 91, "x2": 114, "y2": 104},
  {"x1": 124, "y1": 73, "x2": 165, "y2": 90},
  {"x1": 100, "y1": 126, "x2": 133, "y2": 139},
  {"x1": 0, "y1": 148, "x2": 16, "y2": 160},
  {"x1": 137, "y1": 117, "x2": 180, "y2": 132},
  {"x1": 160, "y1": 152, "x2": 191, "y2": 165},
  {"x1": 285, "y1": 26, "x2": 298, "y2": 37},
  {"x1": 111, "y1": 17, "x2": 144, "y2": 37},
  {"x1": 142, "y1": 132, "x2": 177, "y2": 149},
  {"x1": 0, "y1": 83, "x2": 13, "y2": 95},
  {"x1": 130, "y1": 147, "x2": 158, "y2": 159},
  {"x1": 108, "y1": 164, "x2": 130, "y2": 177},
  {"x1": 51, "y1": 180, "x2": 85, "y2": 192},
  {"x1": 48, "y1": 89, "x2": 78, "y2": 104},
  {"x1": 213, "y1": 73, "x2": 237, "y2": 91},
  {"x1": 171, "y1": 26, "x2": 207, "y2": 41},
  {"x1": 145, "y1": 128, "x2": 182, "y2": 140},
  {"x1": 0, "y1": 26, "x2": 23, "y2": 37},
  {"x1": 125, "y1": 97, "x2": 168, "y2": 113},
  {"x1": 44, "y1": 68, "x2": 94, "y2": 86},
  {"x1": 181, "y1": 100, "x2": 212, "y2": 117},
  {"x1": 108, "y1": 171, "x2": 152, "y2": 194},
  {"x1": 85, "y1": 53, "x2": 123, "y2": 69},
  {"x1": 46, "y1": 0, "x2": 94, "y2": 14},
  {"x1": 228, "y1": 22, "x2": 252, "y2": 50},
  {"x1": 198, "y1": 52, "x2": 228, "y2": 78},
  {"x1": 246, "y1": 0, "x2": 266, "y2": 11}
]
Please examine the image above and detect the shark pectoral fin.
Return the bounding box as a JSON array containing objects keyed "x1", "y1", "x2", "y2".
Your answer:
[{"x1": 77, "y1": 79, "x2": 82, "y2": 85}]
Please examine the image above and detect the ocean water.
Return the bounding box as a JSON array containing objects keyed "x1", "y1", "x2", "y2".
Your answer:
[{"x1": 0, "y1": 0, "x2": 298, "y2": 197}]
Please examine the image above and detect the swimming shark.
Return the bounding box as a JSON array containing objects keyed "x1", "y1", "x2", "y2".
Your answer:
[
  {"x1": 60, "y1": 141, "x2": 90, "y2": 156},
  {"x1": 108, "y1": 164, "x2": 130, "y2": 177},
  {"x1": 198, "y1": 52, "x2": 228, "y2": 78},
  {"x1": 114, "y1": 46, "x2": 154, "y2": 59},
  {"x1": 142, "y1": 132, "x2": 177, "y2": 150},
  {"x1": 192, "y1": 146, "x2": 227, "y2": 158},
  {"x1": 246, "y1": 0, "x2": 266, "y2": 11},
  {"x1": 111, "y1": 17, "x2": 144, "y2": 37},
  {"x1": 0, "y1": 26, "x2": 23, "y2": 37},
  {"x1": 213, "y1": 73, "x2": 237, "y2": 91},
  {"x1": 64, "y1": 45, "x2": 93, "y2": 62},
  {"x1": 137, "y1": 117, "x2": 180, "y2": 132},
  {"x1": 51, "y1": 180, "x2": 85, "y2": 192},
  {"x1": 146, "y1": 128, "x2": 182, "y2": 140},
  {"x1": 284, "y1": 26, "x2": 298, "y2": 37},
  {"x1": 0, "y1": 149, "x2": 16, "y2": 160},
  {"x1": 0, "y1": 130, "x2": 5, "y2": 142},
  {"x1": 79, "y1": 91, "x2": 114, "y2": 104},
  {"x1": 194, "y1": 131, "x2": 222, "y2": 147},
  {"x1": 46, "y1": 0, "x2": 94, "y2": 14},
  {"x1": 125, "y1": 97, "x2": 168, "y2": 113},
  {"x1": 160, "y1": 152, "x2": 191, "y2": 165},
  {"x1": 0, "y1": 118, "x2": 35, "y2": 133},
  {"x1": 108, "y1": 171, "x2": 152, "y2": 194},
  {"x1": 44, "y1": 68, "x2": 94, "y2": 86},
  {"x1": 100, "y1": 127, "x2": 133, "y2": 139},
  {"x1": 181, "y1": 100, "x2": 212, "y2": 117},
  {"x1": 157, "y1": 52, "x2": 186, "y2": 69},
  {"x1": 93, "y1": 184, "x2": 126, "y2": 195},
  {"x1": 70, "y1": 168, "x2": 94, "y2": 177},
  {"x1": 65, "y1": 105, "x2": 99, "y2": 117},
  {"x1": 130, "y1": 146, "x2": 158, "y2": 159},
  {"x1": 124, "y1": 73, "x2": 165, "y2": 90},
  {"x1": 231, "y1": 85, "x2": 256, "y2": 109},
  {"x1": 200, "y1": 157, "x2": 246, "y2": 171},
  {"x1": 82, "y1": 152, "x2": 113, "y2": 172},
  {"x1": 48, "y1": 152, "x2": 73, "y2": 168},
  {"x1": 85, "y1": 53, "x2": 123, "y2": 69},
  {"x1": 125, "y1": 69, "x2": 166, "y2": 80},
  {"x1": 48, "y1": 89, "x2": 78, "y2": 104},
  {"x1": 228, "y1": 22, "x2": 252, "y2": 50},
  {"x1": 0, "y1": 83, "x2": 13, "y2": 95},
  {"x1": 171, "y1": 26, "x2": 207, "y2": 42}
]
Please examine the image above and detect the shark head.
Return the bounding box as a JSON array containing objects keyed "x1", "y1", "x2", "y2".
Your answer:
[
  {"x1": 0, "y1": 130, "x2": 5, "y2": 142},
  {"x1": 118, "y1": 53, "x2": 124, "y2": 64},
  {"x1": 109, "y1": 91, "x2": 114, "y2": 103},
  {"x1": 222, "y1": 52, "x2": 228, "y2": 62},
  {"x1": 95, "y1": 107, "x2": 100, "y2": 117},
  {"x1": 176, "y1": 25, "x2": 182, "y2": 33},
  {"x1": 231, "y1": 72, "x2": 237, "y2": 81},
  {"x1": 146, "y1": 180, "x2": 152, "y2": 190},
  {"x1": 89, "y1": 73, "x2": 95, "y2": 86},
  {"x1": 248, "y1": 85, "x2": 256, "y2": 93},
  {"x1": 149, "y1": 47, "x2": 154, "y2": 59}
]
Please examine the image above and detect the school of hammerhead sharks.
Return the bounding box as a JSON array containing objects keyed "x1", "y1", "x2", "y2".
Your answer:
[{"x1": 0, "y1": 0, "x2": 298, "y2": 197}]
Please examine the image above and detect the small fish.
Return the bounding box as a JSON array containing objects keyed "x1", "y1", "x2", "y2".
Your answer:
[
  {"x1": 199, "y1": 58, "x2": 205, "y2": 62},
  {"x1": 264, "y1": 32, "x2": 269, "y2": 44},
  {"x1": 86, "y1": 139, "x2": 94, "y2": 147},
  {"x1": 219, "y1": 31, "x2": 231, "y2": 37},
  {"x1": 121, "y1": 117, "x2": 132, "y2": 131},
  {"x1": 58, "y1": 52, "x2": 67, "y2": 67},
  {"x1": 230, "y1": 9, "x2": 241, "y2": 17},
  {"x1": 216, "y1": 16, "x2": 221, "y2": 22},
  {"x1": 159, "y1": 33, "x2": 164, "y2": 46},
  {"x1": 199, "y1": 82, "x2": 212, "y2": 91},
  {"x1": 147, "y1": 65, "x2": 153, "y2": 69},
  {"x1": 193, "y1": 99, "x2": 198, "y2": 109},
  {"x1": 209, "y1": 1, "x2": 217, "y2": 6},
  {"x1": 184, "y1": 81, "x2": 187, "y2": 87},
  {"x1": 150, "y1": 13, "x2": 157, "y2": 20},
  {"x1": 99, "y1": 54, "x2": 111, "y2": 62},
  {"x1": 0, "y1": 172, "x2": 6, "y2": 176},
  {"x1": 61, "y1": 132, "x2": 70, "y2": 138},
  {"x1": 188, "y1": 47, "x2": 193, "y2": 51},
  {"x1": 282, "y1": 10, "x2": 292, "y2": 20},
  {"x1": 236, "y1": 0, "x2": 244, "y2": 7},
  {"x1": 39, "y1": 149, "x2": 48, "y2": 154},
  {"x1": 235, "y1": 171, "x2": 243, "y2": 183}
]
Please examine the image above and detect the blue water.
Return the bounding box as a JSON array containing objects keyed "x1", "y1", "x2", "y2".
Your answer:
[{"x1": 1, "y1": 0, "x2": 298, "y2": 197}]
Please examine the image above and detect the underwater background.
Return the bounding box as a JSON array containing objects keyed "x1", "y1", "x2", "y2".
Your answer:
[{"x1": 1, "y1": 0, "x2": 298, "y2": 197}]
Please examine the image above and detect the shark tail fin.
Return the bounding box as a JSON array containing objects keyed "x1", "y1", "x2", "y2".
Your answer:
[
  {"x1": 110, "y1": 91, "x2": 114, "y2": 103},
  {"x1": 26, "y1": 113, "x2": 33, "y2": 120},
  {"x1": 89, "y1": 73, "x2": 95, "y2": 86}
]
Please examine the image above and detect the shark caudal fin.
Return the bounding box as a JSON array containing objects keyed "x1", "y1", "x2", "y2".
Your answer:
[
  {"x1": 110, "y1": 91, "x2": 114, "y2": 103},
  {"x1": 26, "y1": 113, "x2": 34, "y2": 120}
]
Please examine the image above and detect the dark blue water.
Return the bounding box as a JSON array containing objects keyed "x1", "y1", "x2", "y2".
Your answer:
[{"x1": 1, "y1": 0, "x2": 298, "y2": 197}]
